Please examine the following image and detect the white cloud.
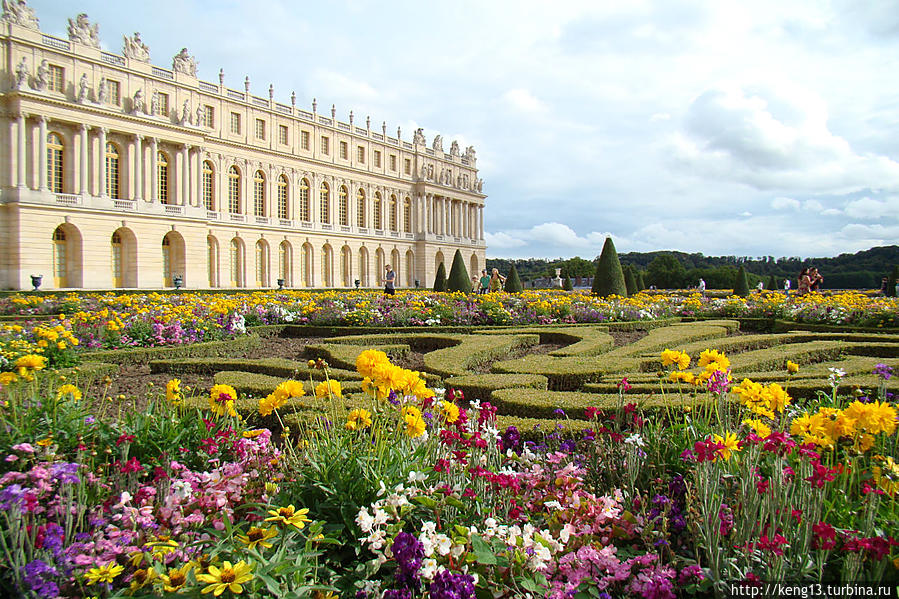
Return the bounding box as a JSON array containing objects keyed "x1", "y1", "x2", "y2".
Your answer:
[
  {"x1": 484, "y1": 231, "x2": 526, "y2": 249},
  {"x1": 771, "y1": 197, "x2": 800, "y2": 211},
  {"x1": 802, "y1": 200, "x2": 824, "y2": 212},
  {"x1": 501, "y1": 88, "x2": 546, "y2": 113},
  {"x1": 843, "y1": 196, "x2": 899, "y2": 219}
]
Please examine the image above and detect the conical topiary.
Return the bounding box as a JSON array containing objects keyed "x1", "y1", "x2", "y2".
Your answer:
[
  {"x1": 734, "y1": 265, "x2": 750, "y2": 297},
  {"x1": 591, "y1": 237, "x2": 627, "y2": 297},
  {"x1": 504, "y1": 263, "x2": 523, "y2": 293},
  {"x1": 562, "y1": 273, "x2": 573, "y2": 291},
  {"x1": 636, "y1": 270, "x2": 646, "y2": 291},
  {"x1": 624, "y1": 265, "x2": 638, "y2": 296},
  {"x1": 433, "y1": 261, "x2": 447, "y2": 292},
  {"x1": 446, "y1": 250, "x2": 472, "y2": 293},
  {"x1": 888, "y1": 265, "x2": 899, "y2": 297},
  {"x1": 767, "y1": 275, "x2": 777, "y2": 291}
]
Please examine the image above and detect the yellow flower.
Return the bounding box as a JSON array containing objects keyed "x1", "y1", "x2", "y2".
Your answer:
[
  {"x1": 56, "y1": 384, "x2": 82, "y2": 402},
  {"x1": 698, "y1": 349, "x2": 728, "y2": 369},
  {"x1": 128, "y1": 568, "x2": 156, "y2": 592},
  {"x1": 355, "y1": 349, "x2": 390, "y2": 378},
  {"x1": 15, "y1": 354, "x2": 46, "y2": 371},
  {"x1": 258, "y1": 393, "x2": 284, "y2": 417},
  {"x1": 403, "y1": 413, "x2": 426, "y2": 438},
  {"x1": 161, "y1": 563, "x2": 192, "y2": 592},
  {"x1": 36, "y1": 437, "x2": 53, "y2": 447},
  {"x1": 148, "y1": 538, "x2": 179, "y2": 560},
  {"x1": 0, "y1": 372, "x2": 17, "y2": 385},
  {"x1": 265, "y1": 505, "x2": 311, "y2": 530},
  {"x1": 243, "y1": 429, "x2": 266, "y2": 438},
  {"x1": 345, "y1": 408, "x2": 373, "y2": 431},
  {"x1": 197, "y1": 560, "x2": 254, "y2": 596},
  {"x1": 400, "y1": 405, "x2": 422, "y2": 420},
  {"x1": 84, "y1": 562, "x2": 124, "y2": 585},
  {"x1": 712, "y1": 431, "x2": 741, "y2": 461},
  {"x1": 362, "y1": 376, "x2": 390, "y2": 400},
  {"x1": 742, "y1": 418, "x2": 771, "y2": 439},
  {"x1": 786, "y1": 360, "x2": 800, "y2": 374},
  {"x1": 660, "y1": 349, "x2": 690, "y2": 370},
  {"x1": 166, "y1": 379, "x2": 184, "y2": 406},
  {"x1": 237, "y1": 526, "x2": 278, "y2": 550},
  {"x1": 274, "y1": 379, "x2": 305, "y2": 399},
  {"x1": 208, "y1": 384, "x2": 238, "y2": 418},
  {"x1": 439, "y1": 401, "x2": 460, "y2": 424},
  {"x1": 314, "y1": 379, "x2": 342, "y2": 399}
]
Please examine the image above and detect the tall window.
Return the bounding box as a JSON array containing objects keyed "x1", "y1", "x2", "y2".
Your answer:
[
  {"x1": 253, "y1": 170, "x2": 266, "y2": 216},
  {"x1": 299, "y1": 178, "x2": 310, "y2": 221},
  {"x1": 105, "y1": 143, "x2": 120, "y2": 199},
  {"x1": 207, "y1": 237, "x2": 218, "y2": 287},
  {"x1": 230, "y1": 112, "x2": 241, "y2": 134},
  {"x1": 279, "y1": 125, "x2": 288, "y2": 145},
  {"x1": 162, "y1": 236, "x2": 171, "y2": 287},
  {"x1": 107, "y1": 80, "x2": 121, "y2": 105},
  {"x1": 46, "y1": 133, "x2": 64, "y2": 193},
  {"x1": 356, "y1": 188, "x2": 366, "y2": 228},
  {"x1": 228, "y1": 166, "x2": 241, "y2": 213},
  {"x1": 255, "y1": 241, "x2": 268, "y2": 287},
  {"x1": 301, "y1": 130, "x2": 310, "y2": 150},
  {"x1": 321, "y1": 246, "x2": 332, "y2": 287},
  {"x1": 357, "y1": 146, "x2": 365, "y2": 163},
  {"x1": 277, "y1": 175, "x2": 289, "y2": 220},
  {"x1": 389, "y1": 195, "x2": 398, "y2": 231},
  {"x1": 111, "y1": 232, "x2": 122, "y2": 287},
  {"x1": 52, "y1": 228, "x2": 67, "y2": 287},
  {"x1": 158, "y1": 93, "x2": 169, "y2": 117},
  {"x1": 390, "y1": 155, "x2": 397, "y2": 171},
  {"x1": 374, "y1": 151, "x2": 381, "y2": 168},
  {"x1": 338, "y1": 186, "x2": 349, "y2": 226},
  {"x1": 203, "y1": 105, "x2": 215, "y2": 128},
  {"x1": 373, "y1": 192, "x2": 382, "y2": 230},
  {"x1": 339, "y1": 141, "x2": 348, "y2": 160},
  {"x1": 403, "y1": 197, "x2": 412, "y2": 232},
  {"x1": 255, "y1": 119, "x2": 265, "y2": 140},
  {"x1": 404, "y1": 158, "x2": 411, "y2": 175},
  {"x1": 320, "y1": 182, "x2": 330, "y2": 224},
  {"x1": 202, "y1": 161, "x2": 214, "y2": 210},
  {"x1": 230, "y1": 239, "x2": 243, "y2": 287},
  {"x1": 48, "y1": 65, "x2": 64, "y2": 93},
  {"x1": 157, "y1": 151, "x2": 169, "y2": 204},
  {"x1": 279, "y1": 241, "x2": 290, "y2": 285},
  {"x1": 320, "y1": 136, "x2": 329, "y2": 155}
]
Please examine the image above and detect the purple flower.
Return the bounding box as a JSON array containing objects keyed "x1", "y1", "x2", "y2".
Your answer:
[
  {"x1": 0, "y1": 483, "x2": 26, "y2": 510},
  {"x1": 560, "y1": 439, "x2": 577, "y2": 453},
  {"x1": 383, "y1": 590, "x2": 412, "y2": 599},
  {"x1": 429, "y1": 569, "x2": 476, "y2": 599},
  {"x1": 874, "y1": 363, "x2": 893, "y2": 380},
  {"x1": 391, "y1": 532, "x2": 424, "y2": 590},
  {"x1": 501, "y1": 426, "x2": 522, "y2": 455},
  {"x1": 49, "y1": 462, "x2": 80, "y2": 485},
  {"x1": 21, "y1": 559, "x2": 60, "y2": 599},
  {"x1": 553, "y1": 408, "x2": 567, "y2": 417}
]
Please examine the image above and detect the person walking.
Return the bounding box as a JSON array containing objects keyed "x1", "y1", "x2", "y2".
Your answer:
[
  {"x1": 809, "y1": 267, "x2": 823, "y2": 292},
  {"x1": 384, "y1": 264, "x2": 396, "y2": 296},
  {"x1": 479, "y1": 269, "x2": 491, "y2": 294},
  {"x1": 784, "y1": 278, "x2": 791, "y2": 296},
  {"x1": 489, "y1": 268, "x2": 506, "y2": 292},
  {"x1": 698, "y1": 278, "x2": 706, "y2": 296},
  {"x1": 797, "y1": 268, "x2": 811, "y2": 295}
]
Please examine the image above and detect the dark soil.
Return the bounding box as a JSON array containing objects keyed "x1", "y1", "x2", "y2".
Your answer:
[{"x1": 610, "y1": 330, "x2": 648, "y2": 347}]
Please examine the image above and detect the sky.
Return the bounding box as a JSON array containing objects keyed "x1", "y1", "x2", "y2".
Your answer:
[{"x1": 29, "y1": 0, "x2": 899, "y2": 260}]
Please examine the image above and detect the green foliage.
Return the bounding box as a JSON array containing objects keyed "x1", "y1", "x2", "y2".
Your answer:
[
  {"x1": 85, "y1": 333, "x2": 262, "y2": 365},
  {"x1": 888, "y1": 265, "x2": 899, "y2": 297},
  {"x1": 768, "y1": 275, "x2": 777, "y2": 291},
  {"x1": 447, "y1": 249, "x2": 472, "y2": 293},
  {"x1": 433, "y1": 261, "x2": 447, "y2": 292},
  {"x1": 591, "y1": 237, "x2": 627, "y2": 297},
  {"x1": 443, "y1": 373, "x2": 548, "y2": 403},
  {"x1": 734, "y1": 265, "x2": 750, "y2": 297},
  {"x1": 504, "y1": 263, "x2": 523, "y2": 293},
  {"x1": 563, "y1": 274, "x2": 573, "y2": 291},
  {"x1": 646, "y1": 254, "x2": 687, "y2": 289},
  {"x1": 624, "y1": 265, "x2": 638, "y2": 295},
  {"x1": 636, "y1": 269, "x2": 646, "y2": 291}
]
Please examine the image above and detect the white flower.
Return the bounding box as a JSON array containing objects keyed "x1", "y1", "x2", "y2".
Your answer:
[
  {"x1": 559, "y1": 523, "x2": 576, "y2": 544},
  {"x1": 434, "y1": 534, "x2": 452, "y2": 556},
  {"x1": 356, "y1": 508, "x2": 374, "y2": 533},
  {"x1": 420, "y1": 558, "x2": 439, "y2": 580},
  {"x1": 170, "y1": 480, "x2": 191, "y2": 502},
  {"x1": 377, "y1": 480, "x2": 387, "y2": 496},
  {"x1": 451, "y1": 543, "x2": 466, "y2": 558},
  {"x1": 624, "y1": 434, "x2": 645, "y2": 447},
  {"x1": 828, "y1": 367, "x2": 846, "y2": 378},
  {"x1": 543, "y1": 500, "x2": 562, "y2": 510},
  {"x1": 407, "y1": 470, "x2": 427, "y2": 483}
]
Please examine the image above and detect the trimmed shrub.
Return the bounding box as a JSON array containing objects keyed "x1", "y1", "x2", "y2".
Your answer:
[
  {"x1": 734, "y1": 265, "x2": 750, "y2": 297},
  {"x1": 636, "y1": 270, "x2": 646, "y2": 291},
  {"x1": 213, "y1": 370, "x2": 364, "y2": 398},
  {"x1": 563, "y1": 274, "x2": 573, "y2": 291},
  {"x1": 504, "y1": 263, "x2": 523, "y2": 293},
  {"x1": 442, "y1": 373, "x2": 548, "y2": 403},
  {"x1": 424, "y1": 333, "x2": 540, "y2": 378},
  {"x1": 767, "y1": 275, "x2": 777, "y2": 291},
  {"x1": 148, "y1": 357, "x2": 362, "y2": 381},
  {"x1": 888, "y1": 265, "x2": 899, "y2": 297},
  {"x1": 83, "y1": 334, "x2": 263, "y2": 365},
  {"x1": 624, "y1": 266, "x2": 638, "y2": 296},
  {"x1": 494, "y1": 415, "x2": 597, "y2": 441},
  {"x1": 446, "y1": 249, "x2": 472, "y2": 293},
  {"x1": 591, "y1": 237, "x2": 627, "y2": 297},
  {"x1": 433, "y1": 262, "x2": 447, "y2": 292},
  {"x1": 61, "y1": 362, "x2": 119, "y2": 386}
]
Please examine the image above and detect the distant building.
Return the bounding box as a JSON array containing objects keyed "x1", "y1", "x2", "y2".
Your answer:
[{"x1": 0, "y1": 3, "x2": 486, "y2": 289}]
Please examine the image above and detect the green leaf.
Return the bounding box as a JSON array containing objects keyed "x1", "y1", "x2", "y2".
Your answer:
[
  {"x1": 412, "y1": 495, "x2": 438, "y2": 508},
  {"x1": 519, "y1": 577, "x2": 540, "y2": 592},
  {"x1": 445, "y1": 496, "x2": 465, "y2": 509},
  {"x1": 470, "y1": 535, "x2": 497, "y2": 565}
]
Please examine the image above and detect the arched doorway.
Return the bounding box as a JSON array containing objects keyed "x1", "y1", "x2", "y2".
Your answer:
[
  {"x1": 358, "y1": 247, "x2": 369, "y2": 287},
  {"x1": 321, "y1": 244, "x2": 333, "y2": 287},
  {"x1": 207, "y1": 235, "x2": 220, "y2": 287},
  {"x1": 341, "y1": 245, "x2": 352, "y2": 287},
  {"x1": 302, "y1": 242, "x2": 313, "y2": 287},
  {"x1": 470, "y1": 254, "x2": 479, "y2": 282},
  {"x1": 391, "y1": 249, "x2": 401, "y2": 288},
  {"x1": 51, "y1": 224, "x2": 82, "y2": 288},
  {"x1": 111, "y1": 227, "x2": 137, "y2": 288},
  {"x1": 255, "y1": 239, "x2": 270, "y2": 287},
  {"x1": 279, "y1": 240, "x2": 292, "y2": 287},
  {"x1": 405, "y1": 250, "x2": 415, "y2": 287},
  {"x1": 162, "y1": 231, "x2": 186, "y2": 287},
  {"x1": 230, "y1": 237, "x2": 245, "y2": 287},
  {"x1": 375, "y1": 248, "x2": 385, "y2": 285}
]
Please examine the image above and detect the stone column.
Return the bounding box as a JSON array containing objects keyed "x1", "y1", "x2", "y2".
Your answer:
[
  {"x1": 181, "y1": 145, "x2": 190, "y2": 206},
  {"x1": 310, "y1": 173, "x2": 319, "y2": 224},
  {"x1": 195, "y1": 150, "x2": 203, "y2": 209},
  {"x1": 17, "y1": 114, "x2": 26, "y2": 189},
  {"x1": 38, "y1": 116, "x2": 48, "y2": 191},
  {"x1": 98, "y1": 127, "x2": 107, "y2": 197},
  {"x1": 149, "y1": 138, "x2": 158, "y2": 202},
  {"x1": 479, "y1": 205, "x2": 484, "y2": 240},
  {"x1": 133, "y1": 135, "x2": 143, "y2": 201}
]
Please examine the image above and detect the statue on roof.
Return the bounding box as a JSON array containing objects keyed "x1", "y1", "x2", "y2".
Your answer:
[
  {"x1": 67, "y1": 13, "x2": 100, "y2": 48},
  {"x1": 122, "y1": 32, "x2": 150, "y2": 62},
  {"x1": 432, "y1": 135, "x2": 443, "y2": 152},
  {"x1": 412, "y1": 128, "x2": 426, "y2": 146},
  {"x1": 463, "y1": 145, "x2": 477, "y2": 162},
  {"x1": 172, "y1": 48, "x2": 198, "y2": 77},
  {"x1": 2, "y1": 0, "x2": 39, "y2": 30},
  {"x1": 13, "y1": 56, "x2": 28, "y2": 90},
  {"x1": 449, "y1": 140, "x2": 460, "y2": 157}
]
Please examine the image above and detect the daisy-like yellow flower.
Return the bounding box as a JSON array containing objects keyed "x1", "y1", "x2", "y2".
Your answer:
[
  {"x1": 56, "y1": 383, "x2": 82, "y2": 402},
  {"x1": 0, "y1": 372, "x2": 18, "y2": 385},
  {"x1": 161, "y1": 562, "x2": 192, "y2": 592},
  {"x1": 362, "y1": 376, "x2": 390, "y2": 400},
  {"x1": 439, "y1": 401, "x2": 460, "y2": 424},
  {"x1": 742, "y1": 418, "x2": 772, "y2": 439},
  {"x1": 265, "y1": 505, "x2": 311, "y2": 530},
  {"x1": 403, "y1": 413, "x2": 426, "y2": 438},
  {"x1": 660, "y1": 349, "x2": 691, "y2": 370},
  {"x1": 166, "y1": 379, "x2": 184, "y2": 406},
  {"x1": 243, "y1": 429, "x2": 266, "y2": 438},
  {"x1": 345, "y1": 408, "x2": 373, "y2": 431},
  {"x1": 314, "y1": 379, "x2": 342, "y2": 399},
  {"x1": 208, "y1": 384, "x2": 238, "y2": 418},
  {"x1": 15, "y1": 354, "x2": 46, "y2": 371},
  {"x1": 400, "y1": 405, "x2": 422, "y2": 420},
  {"x1": 356, "y1": 349, "x2": 390, "y2": 378},
  {"x1": 84, "y1": 561, "x2": 124, "y2": 585},
  {"x1": 128, "y1": 568, "x2": 156, "y2": 593},
  {"x1": 712, "y1": 431, "x2": 741, "y2": 461},
  {"x1": 786, "y1": 360, "x2": 800, "y2": 374},
  {"x1": 237, "y1": 526, "x2": 278, "y2": 550},
  {"x1": 147, "y1": 537, "x2": 179, "y2": 560},
  {"x1": 258, "y1": 393, "x2": 283, "y2": 417},
  {"x1": 197, "y1": 560, "x2": 254, "y2": 596},
  {"x1": 36, "y1": 437, "x2": 53, "y2": 447}
]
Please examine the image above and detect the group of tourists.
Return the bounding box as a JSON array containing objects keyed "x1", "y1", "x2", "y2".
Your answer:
[
  {"x1": 382, "y1": 266, "x2": 507, "y2": 295},
  {"x1": 797, "y1": 267, "x2": 823, "y2": 295}
]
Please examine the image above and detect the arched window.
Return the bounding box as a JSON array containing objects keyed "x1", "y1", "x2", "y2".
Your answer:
[
  {"x1": 52, "y1": 227, "x2": 67, "y2": 287},
  {"x1": 157, "y1": 151, "x2": 169, "y2": 204},
  {"x1": 254, "y1": 170, "x2": 266, "y2": 217},
  {"x1": 202, "y1": 161, "x2": 215, "y2": 211},
  {"x1": 321, "y1": 245, "x2": 332, "y2": 286},
  {"x1": 277, "y1": 175, "x2": 289, "y2": 220},
  {"x1": 373, "y1": 192, "x2": 383, "y2": 230},
  {"x1": 228, "y1": 166, "x2": 241, "y2": 214},
  {"x1": 389, "y1": 195, "x2": 398, "y2": 232},
  {"x1": 47, "y1": 133, "x2": 64, "y2": 193},
  {"x1": 339, "y1": 186, "x2": 349, "y2": 226},
  {"x1": 356, "y1": 188, "x2": 366, "y2": 228},
  {"x1": 105, "y1": 143, "x2": 120, "y2": 199},
  {"x1": 298, "y1": 178, "x2": 310, "y2": 222},
  {"x1": 111, "y1": 232, "x2": 122, "y2": 287},
  {"x1": 320, "y1": 182, "x2": 330, "y2": 224},
  {"x1": 279, "y1": 241, "x2": 291, "y2": 286},
  {"x1": 230, "y1": 238, "x2": 244, "y2": 287},
  {"x1": 207, "y1": 236, "x2": 219, "y2": 287},
  {"x1": 255, "y1": 240, "x2": 269, "y2": 287},
  {"x1": 162, "y1": 235, "x2": 172, "y2": 286},
  {"x1": 403, "y1": 197, "x2": 412, "y2": 233}
]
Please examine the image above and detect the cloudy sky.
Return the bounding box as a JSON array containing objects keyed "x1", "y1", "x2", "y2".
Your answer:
[{"x1": 31, "y1": 0, "x2": 899, "y2": 259}]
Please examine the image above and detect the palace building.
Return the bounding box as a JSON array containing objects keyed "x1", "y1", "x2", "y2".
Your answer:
[{"x1": 0, "y1": 3, "x2": 486, "y2": 290}]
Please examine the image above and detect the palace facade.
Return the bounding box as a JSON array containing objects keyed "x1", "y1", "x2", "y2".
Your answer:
[{"x1": 0, "y1": 4, "x2": 486, "y2": 290}]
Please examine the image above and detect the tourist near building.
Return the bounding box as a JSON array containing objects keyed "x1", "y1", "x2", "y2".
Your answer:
[{"x1": 0, "y1": 2, "x2": 487, "y2": 290}]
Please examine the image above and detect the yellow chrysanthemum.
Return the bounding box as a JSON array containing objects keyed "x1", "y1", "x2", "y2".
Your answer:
[
  {"x1": 56, "y1": 383, "x2": 82, "y2": 402},
  {"x1": 362, "y1": 376, "x2": 390, "y2": 400},
  {"x1": 208, "y1": 384, "x2": 238, "y2": 417},
  {"x1": 661, "y1": 349, "x2": 691, "y2": 370},
  {"x1": 345, "y1": 408, "x2": 373, "y2": 431},
  {"x1": 84, "y1": 562, "x2": 124, "y2": 585},
  {"x1": 439, "y1": 401, "x2": 460, "y2": 424},
  {"x1": 197, "y1": 560, "x2": 254, "y2": 596},
  {"x1": 314, "y1": 379, "x2": 342, "y2": 399},
  {"x1": 712, "y1": 431, "x2": 741, "y2": 461},
  {"x1": 786, "y1": 360, "x2": 800, "y2": 374},
  {"x1": 356, "y1": 349, "x2": 390, "y2": 378},
  {"x1": 0, "y1": 372, "x2": 17, "y2": 385},
  {"x1": 166, "y1": 379, "x2": 183, "y2": 406},
  {"x1": 742, "y1": 418, "x2": 771, "y2": 439},
  {"x1": 400, "y1": 405, "x2": 422, "y2": 420},
  {"x1": 15, "y1": 354, "x2": 46, "y2": 371},
  {"x1": 403, "y1": 413, "x2": 426, "y2": 438}
]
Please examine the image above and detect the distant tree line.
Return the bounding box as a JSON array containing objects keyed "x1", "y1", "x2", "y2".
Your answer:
[{"x1": 486, "y1": 245, "x2": 899, "y2": 290}]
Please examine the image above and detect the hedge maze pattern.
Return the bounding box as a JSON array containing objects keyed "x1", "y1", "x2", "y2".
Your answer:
[{"x1": 76, "y1": 319, "x2": 899, "y2": 437}]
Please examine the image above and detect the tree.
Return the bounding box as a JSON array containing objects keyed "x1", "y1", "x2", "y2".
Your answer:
[
  {"x1": 767, "y1": 275, "x2": 777, "y2": 291},
  {"x1": 646, "y1": 254, "x2": 687, "y2": 289},
  {"x1": 624, "y1": 265, "x2": 638, "y2": 296},
  {"x1": 734, "y1": 265, "x2": 750, "y2": 297},
  {"x1": 504, "y1": 263, "x2": 523, "y2": 293},
  {"x1": 563, "y1": 273, "x2": 573, "y2": 291},
  {"x1": 446, "y1": 250, "x2": 472, "y2": 293},
  {"x1": 592, "y1": 237, "x2": 627, "y2": 297},
  {"x1": 433, "y1": 261, "x2": 447, "y2": 292},
  {"x1": 888, "y1": 265, "x2": 899, "y2": 297}
]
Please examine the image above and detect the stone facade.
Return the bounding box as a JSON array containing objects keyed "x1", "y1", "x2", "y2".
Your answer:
[{"x1": 0, "y1": 3, "x2": 486, "y2": 290}]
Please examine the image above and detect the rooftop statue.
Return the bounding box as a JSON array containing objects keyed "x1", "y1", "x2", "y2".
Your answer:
[
  {"x1": 1, "y1": 0, "x2": 39, "y2": 30},
  {"x1": 122, "y1": 32, "x2": 150, "y2": 62},
  {"x1": 33, "y1": 58, "x2": 48, "y2": 91},
  {"x1": 463, "y1": 145, "x2": 477, "y2": 162},
  {"x1": 172, "y1": 48, "x2": 198, "y2": 77},
  {"x1": 13, "y1": 56, "x2": 28, "y2": 90},
  {"x1": 449, "y1": 140, "x2": 460, "y2": 157},
  {"x1": 432, "y1": 134, "x2": 443, "y2": 152},
  {"x1": 131, "y1": 89, "x2": 145, "y2": 115},
  {"x1": 412, "y1": 128, "x2": 426, "y2": 146},
  {"x1": 67, "y1": 13, "x2": 100, "y2": 48}
]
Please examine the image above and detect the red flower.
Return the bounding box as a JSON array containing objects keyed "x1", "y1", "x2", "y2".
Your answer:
[
  {"x1": 119, "y1": 457, "x2": 143, "y2": 474},
  {"x1": 762, "y1": 432, "x2": 796, "y2": 456},
  {"x1": 200, "y1": 437, "x2": 219, "y2": 455},
  {"x1": 434, "y1": 458, "x2": 451, "y2": 473},
  {"x1": 618, "y1": 378, "x2": 632, "y2": 392},
  {"x1": 811, "y1": 522, "x2": 837, "y2": 550},
  {"x1": 756, "y1": 533, "x2": 788, "y2": 556},
  {"x1": 116, "y1": 433, "x2": 136, "y2": 447},
  {"x1": 462, "y1": 488, "x2": 477, "y2": 499},
  {"x1": 756, "y1": 478, "x2": 770, "y2": 495},
  {"x1": 805, "y1": 462, "x2": 837, "y2": 488}
]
